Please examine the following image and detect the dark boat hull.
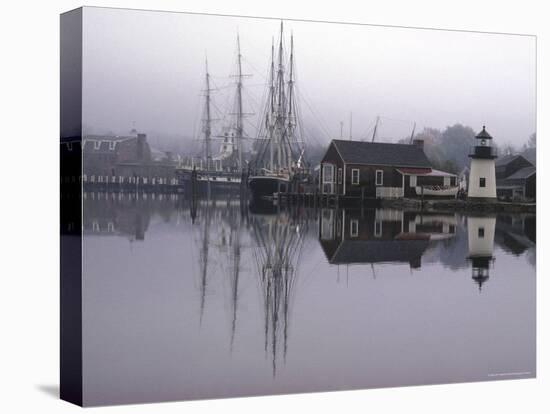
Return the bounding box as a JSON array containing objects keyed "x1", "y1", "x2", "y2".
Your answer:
[
  {"x1": 248, "y1": 175, "x2": 290, "y2": 199},
  {"x1": 176, "y1": 169, "x2": 243, "y2": 194}
]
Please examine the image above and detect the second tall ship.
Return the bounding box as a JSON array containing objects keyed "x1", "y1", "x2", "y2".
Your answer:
[{"x1": 176, "y1": 36, "x2": 249, "y2": 194}]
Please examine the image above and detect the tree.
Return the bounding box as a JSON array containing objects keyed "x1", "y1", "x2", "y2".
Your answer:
[
  {"x1": 521, "y1": 132, "x2": 536, "y2": 165},
  {"x1": 439, "y1": 124, "x2": 476, "y2": 172},
  {"x1": 527, "y1": 132, "x2": 536, "y2": 148}
]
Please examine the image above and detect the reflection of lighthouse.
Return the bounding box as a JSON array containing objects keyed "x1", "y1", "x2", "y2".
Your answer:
[{"x1": 467, "y1": 215, "x2": 496, "y2": 290}]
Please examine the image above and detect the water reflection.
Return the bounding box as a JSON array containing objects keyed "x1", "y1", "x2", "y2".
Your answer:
[
  {"x1": 250, "y1": 208, "x2": 312, "y2": 376},
  {"x1": 82, "y1": 192, "x2": 536, "y2": 299},
  {"x1": 82, "y1": 193, "x2": 535, "y2": 401},
  {"x1": 319, "y1": 209, "x2": 457, "y2": 269}
]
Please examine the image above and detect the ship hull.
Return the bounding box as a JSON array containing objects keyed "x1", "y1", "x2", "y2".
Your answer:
[
  {"x1": 248, "y1": 175, "x2": 290, "y2": 199},
  {"x1": 176, "y1": 169, "x2": 243, "y2": 194}
]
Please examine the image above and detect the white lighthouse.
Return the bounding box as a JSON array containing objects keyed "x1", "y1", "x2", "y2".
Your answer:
[{"x1": 468, "y1": 126, "x2": 497, "y2": 200}]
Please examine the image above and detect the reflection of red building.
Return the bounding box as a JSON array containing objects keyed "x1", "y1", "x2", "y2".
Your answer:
[{"x1": 319, "y1": 209, "x2": 456, "y2": 269}]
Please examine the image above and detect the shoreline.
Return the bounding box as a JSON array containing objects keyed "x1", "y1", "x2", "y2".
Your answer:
[{"x1": 382, "y1": 198, "x2": 536, "y2": 213}]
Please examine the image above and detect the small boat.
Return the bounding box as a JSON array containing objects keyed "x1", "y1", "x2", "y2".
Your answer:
[{"x1": 415, "y1": 185, "x2": 459, "y2": 197}]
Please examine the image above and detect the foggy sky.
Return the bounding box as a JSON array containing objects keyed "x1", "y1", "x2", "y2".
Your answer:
[{"x1": 82, "y1": 7, "x2": 536, "y2": 149}]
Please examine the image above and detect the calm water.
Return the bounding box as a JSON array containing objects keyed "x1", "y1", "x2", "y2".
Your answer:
[{"x1": 81, "y1": 192, "x2": 536, "y2": 406}]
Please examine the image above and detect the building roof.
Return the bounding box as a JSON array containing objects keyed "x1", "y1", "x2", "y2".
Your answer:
[
  {"x1": 476, "y1": 125, "x2": 493, "y2": 140},
  {"x1": 84, "y1": 134, "x2": 137, "y2": 142},
  {"x1": 505, "y1": 166, "x2": 536, "y2": 180},
  {"x1": 396, "y1": 167, "x2": 432, "y2": 175},
  {"x1": 495, "y1": 154, "x2": 531, "y2": 167},
  {"x1": 397, "y1": 167, "x2": 456, "y2": 177},
  {"x1": 331, "y1": 140, "x2": 431, "y2": 168}
]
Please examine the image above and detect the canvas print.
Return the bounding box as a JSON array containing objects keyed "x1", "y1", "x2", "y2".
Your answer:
[{"x1": 60, "y1": 6, "x2": 536, "y2": 406}]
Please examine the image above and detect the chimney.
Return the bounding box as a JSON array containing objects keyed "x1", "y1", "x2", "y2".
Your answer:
[
  {"x1": 137, "y1": 133, "x2": 146, "y2": 161},
  {"x1": 412, "y1": 139, "x2": 424, "y2": 150}
]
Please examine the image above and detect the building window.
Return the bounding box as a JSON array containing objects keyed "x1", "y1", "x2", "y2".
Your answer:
[
  {"x1": 109, "y1": 141, "x2": 116, "y2": 151},
  {"x1": 323, "y1": 164, "x2": 334, "y2": 183},
  {"x1": 375, "y1": 220, "x2": 382, "y2": 237},
  {"x1": 322, "y1": 164, "x2": 335, "y2": 194},
  {"x1": 337, "y1": 168, "x2": 343, "y2": 184},
  {"x1": 94, "y1": 140, "x2": 101, "y2": 150},
  {"x1": 376, "y1": 170, "x2": 384, "y2": 186},
  {"x1": 350, "y1": 219, "x2": 359, "y2": 237},
  {"x1": 351, "y1": 169, "x2": 360, "y2": 185},
  {"x1": 478, "y1": 227, "x2": 485, "y2": 238},
  {"x1": 409, "y1": 175, "x2": 417, "y2": 187},
  {"x1": 479, "y1": 177, "x2": 486, "y2": 188}
]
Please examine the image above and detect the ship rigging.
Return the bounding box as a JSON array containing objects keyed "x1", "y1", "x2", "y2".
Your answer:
[{"x1": 248, "y1": 22, "x2": 309, "y2": 200}]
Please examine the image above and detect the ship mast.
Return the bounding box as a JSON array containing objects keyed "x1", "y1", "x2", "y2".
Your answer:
[
  {"x1": 371, "y1": 115, "x2": 380, "y2": 143},
  {"x1": 269, "y1": 38, "x2": 275, "y2": 172},
  {"x1": 204, "y1": 57, "x2": 213, "y2": 170},
  {"x1": 276, "y1": 21, "x2": 286, "y2": 170},
  {"x1": 235, "y1": 35, "x2": 244, "y2": 170},
  {"x1": 287, "y1": 32, "x2": 295, "y2": 169},
  {"x1": 256, "y1": 22, "x2": 303, "y2": 175}
]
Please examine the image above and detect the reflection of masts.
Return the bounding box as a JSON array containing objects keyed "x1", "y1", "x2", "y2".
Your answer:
[
  {"x1": 252, "y1": 212, "x2": 306, "y2": 376},
  {"x1": 229, "y1": 222, "x2": 241, "y2": 350},
  {"x1": 199, "y1": 199, "x2": 211, "y2": 324}
]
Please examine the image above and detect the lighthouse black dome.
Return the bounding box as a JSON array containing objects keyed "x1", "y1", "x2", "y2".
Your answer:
[{"x1": 476, "y1": 125, "x2": 493, "y2": 140}]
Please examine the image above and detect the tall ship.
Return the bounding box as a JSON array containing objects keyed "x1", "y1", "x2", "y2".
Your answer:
[
  {"x1": 248, "y1": 23, "x2": 309, "y2": 200},
  {"x1": 176, "y1": 36, "x2": 250, "y2": 194}
]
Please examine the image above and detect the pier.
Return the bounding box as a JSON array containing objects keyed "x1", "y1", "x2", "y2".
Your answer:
[{"x1": 79, "y1": 174, "x2": 184, "y2": 193}]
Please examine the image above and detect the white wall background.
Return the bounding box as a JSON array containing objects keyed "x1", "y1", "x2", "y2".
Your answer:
[{"x1": 0, "y1": 0, "x2": 547, "y2": 413}]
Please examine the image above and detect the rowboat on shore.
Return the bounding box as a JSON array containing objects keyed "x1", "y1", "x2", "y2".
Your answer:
[{"x1": 415, "y1": 185, "x2": 459, "y2": 197}]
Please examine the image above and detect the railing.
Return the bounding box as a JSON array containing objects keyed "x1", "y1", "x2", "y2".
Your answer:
[
  {"x1": 376, "y1": 186, "x2": 404, "y2": 199},
  {"x1": 81, "y1": 175, "x2": 180, "y2": 186},
  {"x1": 469, "y1": 146, "x2": 498, "y2": 158}
]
